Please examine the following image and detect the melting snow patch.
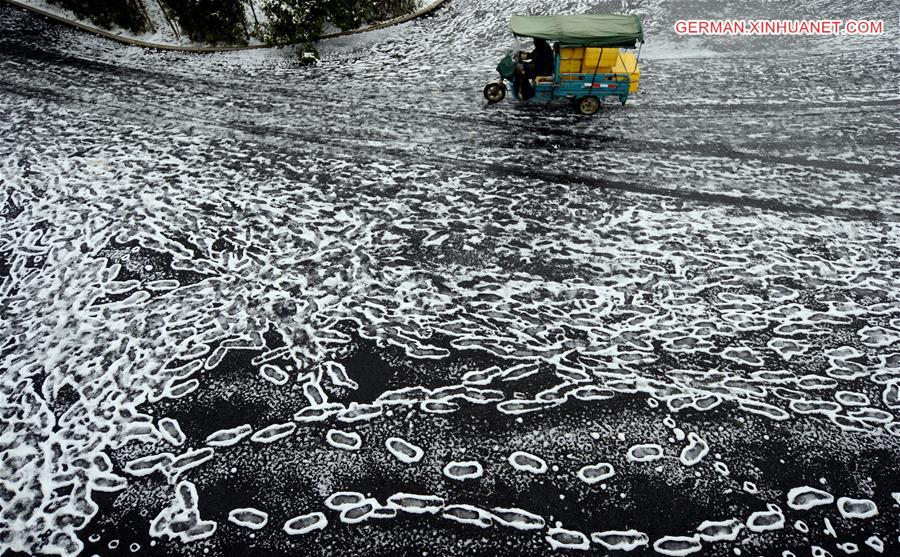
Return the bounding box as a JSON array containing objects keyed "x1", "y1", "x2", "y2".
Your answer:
[
  {"x1": 325, "y1": 492, "x2": 367, "y2": 511},
  {"x1": 124, "y1": 453, "x2": 174, "y2": 478},
  {"x1": 591, "y1": 529, "x2": 649, "y2": 551},
  {"x1": 385, "y1": 437, "x2": 424, "y2": 463},
  {"x1": 259, "y1": 364, "x2": 289, "y2": 385},
  {"x1": 577, "y1": 463, "x2": 616, "y2": 484},
  {"x1": 786, "y1": 486, "x2": 834, "y2": 510},
  {"x1": 250, "y1": 422, "x2": 296, "y2": 444},
  {"x1": 865, "y1": 535, "x2": 884, "y2": 553},
  {"x1": 293, "y1": 403, "x2": 343, "y2": 423},
  {"x1": 443, "y1": 460, "x2": 483, "y2": 480},
  {"x1": 172, "y1": 447, "x2": 214, "y2": 478},
  {"x1": 323, "y1": 361, "x2": 359, "y2": 390},
  {"x1": 696, "y1": 518, "x2": 743, "y2": 542},
  {"x1": 283, "y1": 512, "x2": 327, "y2": 535},
  {"x1": 626, "y1": 443, "x2": 664, "y2": 462},
  {"x1": 227, "y1": 508, "x2": 268, "y2": 530},
  {"x1": 679, "y1": 433, "x2": 709, "y2": 466},
  {"x1": 149, "y1": 481, "x2": 217, "y2": 542},
  {"x1": 336, "y1": 403, "x2": 383, "y2": 423},
  {"x1": 746, "y1": 504, "x2": 785, "y2": 532},
  {"x1": 339, "y1": 501, "x2": 377, "y2": 524},
  {"x1": 326, "y1": 429, "x2": 362, "y2": 450},
  {"x1": 836, "y1": 497, "x2": 878, "y2": 519},
  {"x1": 491, "y1": 507, "x2": 545, "y2": 530},
  {"x1": 386, "y1": 493, "x2": 444, "y2": 514},
  {"x1": 157, "y1": 418, "x2": 185, "y2": 446},
  {"x1": 205, "y1": 424, "x2": 253, "y2": 447},
  {"x1": 652, "y1": 535, "x2": 703, "y2": 556},
  {"x1": 508, "y1": 451, "x2": 548, "y2": 474},
  {"x1": 546, "y1": 527, "x2": 590, "y2": 550},
  {"x1": 442, "y1": 504, "x2": 493, "y2": 528}
]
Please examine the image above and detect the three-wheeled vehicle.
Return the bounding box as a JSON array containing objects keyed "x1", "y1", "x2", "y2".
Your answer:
[{"x1": 484, "y1": 14, "x2": 644, "y2": 115}]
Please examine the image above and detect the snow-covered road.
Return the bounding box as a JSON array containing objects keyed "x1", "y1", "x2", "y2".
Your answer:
[{"x1": 1, "y1": 0, "x2": 899, "y2": 556}]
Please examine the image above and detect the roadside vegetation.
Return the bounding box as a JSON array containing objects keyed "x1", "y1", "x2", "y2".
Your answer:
[
  {"x1": 46, "y1": 0, "x2": 150, "y2": 32},
  {"x1": 46, "y1": 0, "x2": 416, "y2": 48}
]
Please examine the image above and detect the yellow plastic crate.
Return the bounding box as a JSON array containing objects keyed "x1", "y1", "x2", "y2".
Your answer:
[
  {"x1": 559, "y1": 47, "x2": 584, "y2": 60},
  {"x1": 581, "y1": 47, "x2": 618, "y2": 73},
  {"x1": 559, "y1": 59, "x2": 583, "y2": 73},
  {"x1": 612, "y1": 51, "x2": 640, "y2": 92}
]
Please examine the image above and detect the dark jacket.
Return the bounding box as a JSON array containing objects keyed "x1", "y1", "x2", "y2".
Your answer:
[{"x1": 531, "y1": 40, "x2": 554, "y2": 76}]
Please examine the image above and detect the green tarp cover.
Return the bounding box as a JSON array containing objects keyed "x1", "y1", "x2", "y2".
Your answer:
[
  {"x1": 510, "y1": 14, "x2": 644, "y2": 47},
  {"x1": 496, "y1": 53, "x2": 517, "y2": 80}
]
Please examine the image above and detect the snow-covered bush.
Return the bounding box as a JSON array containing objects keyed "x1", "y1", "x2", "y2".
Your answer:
[
  {"x1": 159, "y1": 0, "x2": 250, "y2": 44},
  {"x1": 261, "y1": 0, "x2": 414, "y2": 58},
  {"x1": 47, "y1": 0, "x2": 150, "y2": 32},
  {"x1": 44, "y1": 0, "x2": 418, "y2": 47},
  {"x1": 260, "y1": 0, "x2": 322, "y2": 46}
]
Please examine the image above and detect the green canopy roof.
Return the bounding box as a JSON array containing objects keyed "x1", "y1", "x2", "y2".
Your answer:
[{"x1": 510, "y1": 14, "x2": 644, "y2": 47}]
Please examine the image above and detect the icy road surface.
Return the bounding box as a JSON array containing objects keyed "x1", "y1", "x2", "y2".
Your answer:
[{"x1": 1, "y1": 0, "x2": 899, "y2": 556}]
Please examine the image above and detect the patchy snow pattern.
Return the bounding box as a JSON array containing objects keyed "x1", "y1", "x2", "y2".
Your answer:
[{"x1": 0, "y1": 0, "x2": 899, "y2": 556}]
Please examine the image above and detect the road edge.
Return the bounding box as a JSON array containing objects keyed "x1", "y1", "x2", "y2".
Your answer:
[{"x1": 1, "y1": 0, "x2": 450, "y2": 52}]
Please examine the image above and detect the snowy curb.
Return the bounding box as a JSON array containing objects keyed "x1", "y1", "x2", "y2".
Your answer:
[{"x1": 2, "y1": 0, "x2": 451, "y2": 52}]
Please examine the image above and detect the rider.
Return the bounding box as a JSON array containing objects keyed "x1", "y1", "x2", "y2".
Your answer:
[
  {"x1": 528, "y1": 38, "x2": 554, "y2": 77},
  {"x1": 515, "y1": 38, "x2": 554, "y2": 99}
]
